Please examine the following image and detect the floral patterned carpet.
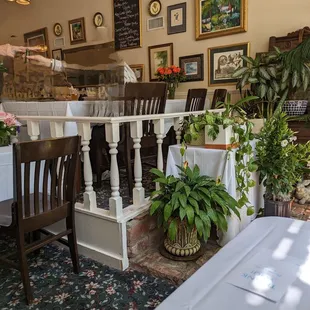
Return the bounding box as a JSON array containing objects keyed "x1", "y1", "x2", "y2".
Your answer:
[{"x1": 0, "y1": 235, "x2": 176, "y2": 309}]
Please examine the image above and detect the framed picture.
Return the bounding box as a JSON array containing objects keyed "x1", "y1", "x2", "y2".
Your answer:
[
  {"x1": 148, "y1": 43, "x2": 174, "y2": 81},
  {"x1": 53, "y1": 23, "x2": 63, "y2": 36},
  {"x1": 196, "y1": 0, "x2": 247, "y2": 40},
  {"x1": 52, "y1": 49, "x2": 63, "y2": 61},
  {"x1": 208, "y1": 42, "x2": 249, "y2": 86},
  {"x1": 148, "y1": 0, "x2": 162, "y2": 17},
  {"x1": 24, "y1": 27, "x2": 50, "y2": 57},
  {"x1": 168, "y1": 2, "x2": 186, "y2": 35},
  {"x1": 54, "y1": 37, "x2": 65, "y2": 48},
  {"x1": 93, "y1": 12, "x2": 104, "y2": 27},
  {"x1": 179, "y1": 54, "x2": 204, "y2": 82},
  {"x1": 130, "y1": 64, "x2": 145, "y2": 82},
  {"x1": 69, "y1": 17, "x2": 86, "y2": 45}
]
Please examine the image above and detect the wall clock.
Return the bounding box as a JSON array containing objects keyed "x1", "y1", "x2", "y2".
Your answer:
[
  {"x1": 53, "y1": 23, "x2": 63, "y2": 37},
  {"x1": 93, "y1": 12, "x2": 104, "y2": 27},
  {"x1": 149, "y1": 0, "x2": 162, "y2": 17}
]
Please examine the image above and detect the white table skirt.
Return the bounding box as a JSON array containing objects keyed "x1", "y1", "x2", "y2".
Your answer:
[
  {"x1": 0, "y1": 146, "x2": 15, "y2": 202},
  {"x1": 166, "y1": 145, "x2": 264, "y2": 246},
  {"x1": 158, "y1": 217, "x2": 310, "y2": 310},
  {"x1": 1, "y1": 98, "x2": 206, "y2": 139}
]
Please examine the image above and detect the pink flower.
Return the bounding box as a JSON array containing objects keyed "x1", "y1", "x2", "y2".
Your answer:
[
  {"x1": 133, "y1": 280, "x2": 143, "y2": 290},
  {"x1": 86, "y1": 270, "x2": 95, "y2": 278},
  {"x1": 106, "y1": 286, "x2": 116, "y2": 295},
  {"x1": 89, "y1": 290, "x2": 96, "y2": 295}
]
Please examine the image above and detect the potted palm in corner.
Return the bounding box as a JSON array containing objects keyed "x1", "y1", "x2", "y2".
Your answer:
[
  {"x1": 255, "y1": 111, "x2": 310, "y2": 217},
  {"x1": 150, "y1": 164, "x2": 240, "y2": 257}
]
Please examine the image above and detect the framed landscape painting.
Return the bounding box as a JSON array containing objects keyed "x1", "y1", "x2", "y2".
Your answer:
[
  {"x1": 69, "y1": 17, "x2": 86, "y2": 45},
  {"x1": 179, "y1": 54, "x2": 204, "y2": 82},
  {"x1": 196, "y1": 0, "x2": 247, "y2": 40},
  {"x1": 148, "y1": 43, "x2": 174, "y2": 81},
  {"x1": 208, "y1": 42, "x2": 249, "y2": 86}
]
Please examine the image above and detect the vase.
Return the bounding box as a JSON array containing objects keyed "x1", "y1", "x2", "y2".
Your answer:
[
  {"x1": 205, "y1": 125, "x2": 238, "y2": 150},
  {"x1": 164, "y1": 220, "x2": 201, "y2": 257},
  {"x1": 168, "y1": 83, "x2": 176, "y2": 100},
  {"x1": 264, "y1": 198, "x2": 292, "y2": 217},
  {"x1": 0, "y1": 135, "x2": 10, "y2": 147},
  {"x1": 188, "y1": 130, "x2": 205, "y2": 146}
]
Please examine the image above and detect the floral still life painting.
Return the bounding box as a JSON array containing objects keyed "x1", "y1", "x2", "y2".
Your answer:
[{"x1": 196, "y1": 0, "x2": 247, "y2": 40}]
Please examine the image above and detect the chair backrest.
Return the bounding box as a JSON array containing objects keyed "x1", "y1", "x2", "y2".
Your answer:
[
  {"x1": 185, "y1": 89, "x2": 207, "y2": 112},
  {"x1": 13, "y1": 136, "x2": 81, "y2": 231},
  {"x1": 124, "y1": 82, "x2": 168, "y2": 136},
  {"x1": 211, "y1": 89, "x2": 227, "y2": 109}
]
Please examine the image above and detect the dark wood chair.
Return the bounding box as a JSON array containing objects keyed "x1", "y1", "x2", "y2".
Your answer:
[
  {"x1": 121, "y1": 82, "x2": 168, "y2": 196},
  {"x1": 211, "y1": 89, "x2": 227, "y2": 109},
  {"x1": 0, "y1": 136, "x2": 81, "y2": 304},
  {"x1": 185, "y1": 89, "x2": 207, "y2": 112}
]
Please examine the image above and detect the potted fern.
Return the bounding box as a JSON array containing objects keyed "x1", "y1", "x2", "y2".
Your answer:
[
  {"x1": 150, "y1": 164, "x2": 240, "y2": 257},
  {"x1": 255, "y1": 111, "x2": 310, "y2": 216}
]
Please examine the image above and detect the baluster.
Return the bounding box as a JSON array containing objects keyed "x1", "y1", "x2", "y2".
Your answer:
[
  {"x1": 105, "y1": 123, "x2": 123, "y2": 219},
  {"x1": 174, "y1": 117, "x2": 184, "y2": 145},
  {"x1": 154, "y1": 119, "x2": 165, "y2": 191},
  {"x1": 27, "y1": 120, "x2": 40, "y2": 141},
  {"x1": 77, "y1": 122, "x2": 97, "y2": 211},
  {"x1": 50, "y1": 121, "x2": 64, "y2": 138},
  {"x1": 130, "y1": 121, "x2": 145, "y2": 206}
]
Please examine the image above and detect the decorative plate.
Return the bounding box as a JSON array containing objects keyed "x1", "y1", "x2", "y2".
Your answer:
[
  {"x1": 149, "y1": 0, "x2": 162, "y2": 17},
  {"x1": 53, "y1": 23, "x2": 63, "y2": 37},
  {"x1": 93, "y1": 12, "x2": 104, "y2": 27}
]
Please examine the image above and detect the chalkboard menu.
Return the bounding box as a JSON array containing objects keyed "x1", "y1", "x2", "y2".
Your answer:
[{"x1": 113, "y1": 0, "x2": 142, "y2": 51}]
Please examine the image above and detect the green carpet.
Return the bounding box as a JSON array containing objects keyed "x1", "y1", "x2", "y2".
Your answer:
[{"x1": 0, "y1": 235, "x2": 176, "y2": 309}]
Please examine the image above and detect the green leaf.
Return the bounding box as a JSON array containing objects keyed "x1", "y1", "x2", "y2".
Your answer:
[
  {"x1": 266, "y1": 66, "x2": 277, "y2": 78},
  {"x1": 267, "y1": 87, "x2": 274, "y2": 102},
  {"x1": 248, "y1": 179, "x2": 256, "y2": 187},
  {"x1": 164, "y1": 203, "x2": 173, "y2": 221},
  {"x1": 247, "y1": 207, "x2": 255, "y2": 216},
  {"x1": 195, "y1": 217, "x2": 204, "y2": 237},
  {"x1": 241, "y1": 55, "x2": 255, "y2": 65},
  {"x1": 179, "y1": 207, "x2": 186, "y2": 220},
  {"x1": 270, "y1": 80, "x2": 280, "y2": 93},
  {"x1": 150, "y1": 190, "x2": 164, "y2": 198},
  {"x1": 258, "y1": 84, "x2": 268, "y2": 98},
  {"x1": 186, "y1": 205, "x2": 195, "y2": 225},
  {"x1": 292, "y1": 70, "x2": 299, "y2": 88},
  {"x1": 193, "y1": 165, "x2": 200, "y2": 179},
  {"x1": 153, "y1": 177, "x2": 167, "y2": 184},
  {"x1": 303, "y1": 73, "x2": 309, "y2": 91},
  {"x1": 232, "y1": 67, "x2": 249, "y2": 78},
  {"x1": 176, "y1": 181, "x2": 185, "y2": 192},
  {"x1": 168, "y1": 219, "x2": 178, "y2": 241},
  {"x1": 282, "y1": 68, "x2": 290, "y2": 82},
  {"x1": 189, "y1": 197, "x2": 200, "y2": 214},
  {"x1": 248, "y1": 77, "x2": 259, "y2": 84},
  {"x1": 206, "y1": 207, "x2": 217, "y2": 224},
  {"x1": 179, "y1": 194, "x2": 187, "y2": 208},
  {"x1": 184, "y1": 185, "x2": 191, "y2": 197},
  {"x1": 259, "y1": 67, "x2": 271, "y2": 80},
  {"x1": 150, "y1": 201, "x2": 162, "y2": 215},
  {"x1": 217, "y1": 213, "x2": 228, "y2": 232},
  {"x1": 150, "y1": 168, "x2": 165, "y2": 179},
  {"x1": 189, "y1": 191, "x2": 200, "y2": 201}
]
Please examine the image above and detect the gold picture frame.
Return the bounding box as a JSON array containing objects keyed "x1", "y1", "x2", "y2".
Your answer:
[
  {"x1": 130, "y1": 64, "x2": 145, "y2": 82},
  {"x1": 24, "y1": 28, "x2": 50, "y2": 58},
  {"x1": 69, "y1": 17, "x2": 86, "y2": 45},
  {"x1": 195, "y1": 0, "x2": 247, "y2": 40},
  {"x1": 148, "y1": 43, "x2": 174, "y2": 81},
  {"x1": 208, "y1": 42, "x2": 250, "y2": 86}
]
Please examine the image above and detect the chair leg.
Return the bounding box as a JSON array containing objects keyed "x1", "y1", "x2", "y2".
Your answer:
[
  {"x1": 16, "y1": 231, "x2": 33, "y2": 304},
  {"x1": 66, "y1": 217, "x2": 80, "y2": 274}
]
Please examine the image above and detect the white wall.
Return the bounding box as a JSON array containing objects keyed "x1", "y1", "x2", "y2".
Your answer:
[{"x1": 1, "y1": 0, "x2": 310, "y2": 95}]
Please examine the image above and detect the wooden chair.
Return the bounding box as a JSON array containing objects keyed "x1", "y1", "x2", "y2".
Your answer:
[
  {"x1": 121, "y1": 82, "x2": 168, "y2": 196},
  {"x1": 211, "y1": 89, "x2": 227, "y2": 109},
  {"x1": 0, "y1": 136, "x2": 81, "y2": 304},
  {"x1": 185, "y1": 89, "x2": 207, "y2": 112}
]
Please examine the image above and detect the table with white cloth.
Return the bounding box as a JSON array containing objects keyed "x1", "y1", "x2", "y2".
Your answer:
[
  {"x1": 1, "y1": 98, "x2": 208, "y2": 140},
  {"x1": 166, "y1": 144, "x2": 264, "y2": 246},
  {"x1": 158, "y1": 217, "x2": 310, "y2": 310}
]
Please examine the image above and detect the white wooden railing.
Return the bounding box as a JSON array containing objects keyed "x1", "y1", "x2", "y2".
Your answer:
[{"x1": 16, "y1": 109, "x2": 224, "y2": 222}]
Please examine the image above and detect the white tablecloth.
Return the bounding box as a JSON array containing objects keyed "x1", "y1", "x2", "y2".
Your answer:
[
  {"x1": 158, "y1": 217, "x2": 310, "y2": 310},
  {"x1": 1, "y1": 99, "x2": 205, "y2": 139},
  {"x1": 0, "y1": 146, "x2": 14, "y2": 202},
  {"x1": 166, "y1": 145, "x2": 264, "y2": 246}
]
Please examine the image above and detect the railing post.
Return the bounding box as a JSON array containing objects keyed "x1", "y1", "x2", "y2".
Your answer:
[
  {"x1": 77, "y1": 122, "x2": 97, "y2": 211},
  {"x1": 174, "y1": 117, "x2": 184, "y2": 145},
  {"x1": 154, "y1": 118, "x2": 165, "y2": 191},
  {"x1": 27, "y1": 120, "x2": 40, "y2": 141},
  {"x1": 130, "y1": 121, "x2": 145, "y2": 206},
  {"x1": 50, "y1": 122, "x2": 64, "y2": 138},
  {"x1": 105, "y1": 123, "x2": 123, "y2": 219}
]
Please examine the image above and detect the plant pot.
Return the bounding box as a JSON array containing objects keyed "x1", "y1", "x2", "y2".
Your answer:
[
  {"x1": 264, "y1": 198, "x2": 292, "y2": 218},
  {"x1": 283, "y1": 100, "x2": 308, "y2": 116},
  {"x1": 251, "y1": 118, "x2": 265, "y2": 134},
  {"x1": 188, "y1": 130, "x2": 205, "y2": 146},
  {"x1": 164, "y1": 221, "x2": 201, "y2": 257},
  {"x1": 205, "y1": 125, "x2": 237, "y2": 150}
]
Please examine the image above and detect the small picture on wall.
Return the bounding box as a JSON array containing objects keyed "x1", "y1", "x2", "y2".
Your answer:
[
  {"x1": 208, "y1": 42, "x2": 249, "y2": 86},
  {"x1": 179, "y1": 54, "x2": 204, "y2": 82},
  {"x1": 148, "y1": 43, "x2": 174, "y2": 81},
  {"x1": 168, "y1": 3, "x2": 186, "y2": 35},
  {"x1": 69, "y1": 17, "x2": 86, "y2": 45},
  {"x1": 129, "y1": 64, "x2": 144, "y2": 82},
  {"x1": 52, "y1": 49, "x2": 63, "y2": 61}
]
